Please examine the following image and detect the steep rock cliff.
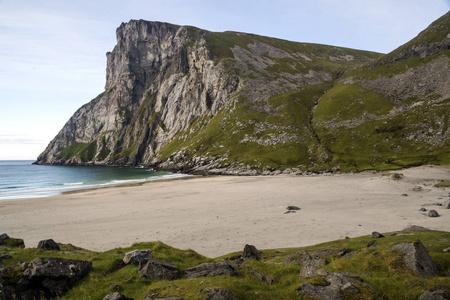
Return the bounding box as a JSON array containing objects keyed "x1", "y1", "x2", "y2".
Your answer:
[{"x1": 36, "y1": 12, "x2": 450, "y2": 173}]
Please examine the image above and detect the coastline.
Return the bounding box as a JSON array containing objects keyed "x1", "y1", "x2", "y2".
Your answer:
[{"x1": 1, "y1": 165, "x2": 449, "y2": 257}]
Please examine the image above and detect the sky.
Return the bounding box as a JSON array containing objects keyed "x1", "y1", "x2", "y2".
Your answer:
[{"x1": 0, "y1": 0, "x2": 449, "y2": 160}]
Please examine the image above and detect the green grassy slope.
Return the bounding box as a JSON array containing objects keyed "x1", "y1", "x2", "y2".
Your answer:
[{"x1": 1, "y1": 230, "x2": 449, "y2": 299}]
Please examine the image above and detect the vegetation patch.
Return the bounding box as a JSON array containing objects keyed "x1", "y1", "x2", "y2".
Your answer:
[{"x1": 57, "y1": 141, "x2": 98, "y2": 162}]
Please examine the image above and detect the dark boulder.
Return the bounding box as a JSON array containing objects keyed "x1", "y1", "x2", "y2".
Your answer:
[
  {"x1": 312, "y1": 249, "x2": 347, "y2": 258},
  {"x1": 391, "y1": 239, "x2": 438, "y2": 278},
  {"x1": 0, "y1": 257, "x2": 91, "y2": 299},
  {"x1": 204, "y1": 288, "x2": 233, "y2": 300},
  {"x1": 403, "y1": 225, "x2": 429, "y2": 231},
  {"x1": 286, "y1": 206, "x2": 301, "y2": 211},
  {"x1": 0, "y1": 233, "x2": 24, "y2": 248},
  {"x1": 284, "y1": 251, "x2": 311, "y2": 264},
  {"x1": 428, "y1": 210, "x2": 439, "y2": 217},
  {"x1": 418, "y1": 288, "x2": 449, "y2": 300},
  {"x1": 103, "y1": 292, "x2": 134, "y2": 300},
  {"x1": 37, "y1": 239, "x2": 60, "y2": 251},
  {"x1": 183, "y1": 262, "x2": 237, "y2": 279},
  {"x1": 372, "y1": 231, "x2": 385, "y2": 238},
  {"x1": 243, "y1": 244, "x2": 260, "y2": 260},
  {"x1": 138, "y1": 258, "x2": 180, "y2": 281}
]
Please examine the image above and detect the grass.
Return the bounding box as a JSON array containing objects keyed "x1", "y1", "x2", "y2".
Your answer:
[
  {"x1": 1, "y1": 230, "x2": 449, "y2": 299},
  {"x1": 57, "y1": 141, "x2": 98, "y2": 162},
  {"x1": 435, "y1": 180, "x2": 450, "y2": 188}
]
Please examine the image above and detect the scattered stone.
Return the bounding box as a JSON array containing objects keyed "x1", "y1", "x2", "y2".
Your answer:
[
  {"x1": 444, "y1": 199, "x2": 450, "y2": 209},
  {"x1": 296, "y1": 272, "x2": 372, "y2": 300},
  {"x1": 418, "y1": 288, "x2": 448, "y2": 300},
  {"x1": 243, "y1": 244, "x2": 260, "y2": 260},
  {"x1": 403, "y1": 225, "x2": 430, "y2": 231},
  {"x1": 284, "y1": 251, "x2": 311, "y2": 264},
  {"x1": 286, "y1": 206, "x2": 301, "y2": 211},
  {"x1": 390, "y1": 173, "x2": 403, "y2": 180},
  {"x1": 419, "y1": 207, "x2": 427, "y2": 212},
  {"x1": 443, "y1": 247, "x2": 450, "y2": 252},
  {"x1": 428, "y1": 210, "x2": 439, "y2": 217},
  {"x1": 372, "y1": 231, "x2": 385, "y2": 238},
  {"x1": 402, "y1": 194, "x2": 408, "y2": 197},
  {"x1": 367, "y1": 241, "x2": 377, "y2": 248},
  {"x1": 413, "y1": 186, "x2": 423, "y2": 191},
  {"x1": 205, "y1": 288, "x2": 233, "y2": 300},
  {"x1": 284, "y1": 210, "x2": 296, "y2": 214},
  {"x1": 391, "y1": 239, "x2": 438, "y2": 278},
  {"x1": 183, "y1": 262, "x2": 237, "y2": 279},
  {"x1": 123, "y1": 249, "x2": 152, "y2": 264},
  {"x1": 299, "y1": 265, "x2": 329, "y2": 278},
  {"x1": 312, "y1": 249, "x2": 347, "y2": 257},
  {"x1": 109, "y1": 282, "x2": 120, "y2": 291},
  {"x1": 37, "y1": 239, "x2": 60, "y2": 251},
  {"x1": 307, "y1": 257, "x2": 328, "y2": 268},
  {"x1": 103, "y1": 292, "x2": 134, "y2": 300},
  {"x1": 138, "y1": 258, "x2": 180, "y2": 281},
  {"x1": 0, "y1": 233, "x2": 25, "y2": 248},
  {"x1": 342, "y1": 249, "x2": 362, "y2": 260}
]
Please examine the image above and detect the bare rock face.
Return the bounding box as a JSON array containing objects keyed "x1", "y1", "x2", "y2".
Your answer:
[{"x1": 391, "y1": 239, "x2": 438, "y2": 278}]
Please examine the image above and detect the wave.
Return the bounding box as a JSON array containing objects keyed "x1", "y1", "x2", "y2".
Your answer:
[{"x1": 63, "y1": 182, "x2": 84, "y2": 186}]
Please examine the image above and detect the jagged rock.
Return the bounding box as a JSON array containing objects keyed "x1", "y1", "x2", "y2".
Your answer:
[
  {"x1": 307, "y1": 257, "x2": 328, "y2": 267},
  {"x1": 413, "y1": 186, "x2": 423, "y2": 191},
  {"x1": 391, "y1": 239, "x2": 438, "y2": 278},
  {"x1": 402, "y1": 194, "x2": 408, "y2": 196},
  {"x1": 123, "y1": 249, "x2": 152, "y2": 264},
  {"x1": 428, "y1": 210, "x2": 439, "y2": 217},
  {"x1": 296, "y1": 272, "x2": 371, "y2": 300},
  {"x1": 299, "y1": 265, "x2": 329, "y2": 278},
  {"x1": 372, "y1": 231, "x2": 385, "y2": 238},
  {"x1": 418, "y1": 288, "x2": 449, "y2": 300},
  {"x1": 103, "y1": 292, "x2": 134, "y2": 300},
  {"x1": 243, "y1": 244, "x2": 260, "y2": 260},
  {"x1": 138, "y1": 258, "x2": 180, "y2": 281},
  {"x1": 204, "y1": 288, "x2": 233, "y2": 300},
  {"x1": 284, "y1": 251, "x2": 311, "y2": 264},
  {"x1": 342, "y1": 249, "x2": 362, "y2": 260},
  {"x1": 443, "y1": 199, "x2": 450, "y2": 209},
  {"x1": 312, "y1": 249, "x2": 347, "y2": 257},
  {"x1": 390, "y1": 173, "x2": 403, "y2": 180},
  {"x1": 419, "y1": 207, "x2": 427, "y2": 212},
  {"x1": 0, "y1": 233, "x2": 24, "y2": 248},
  {"x1": 37, "y1": 239, "x2": 60, "y2": 251},
  {"x1": 403, "y1": 225, "x2": 429, "y2": 231},
  {"x1": 183, "y1": 262, "x2": 237, "y2": 279},
  {"x1": 0, "y1": 257, "x2": 92, "y2": 299}
]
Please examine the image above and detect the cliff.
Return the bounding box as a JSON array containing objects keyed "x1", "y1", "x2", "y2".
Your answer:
[{"x1": 36, "y1": 12, "x2": 450, "y2": 173}]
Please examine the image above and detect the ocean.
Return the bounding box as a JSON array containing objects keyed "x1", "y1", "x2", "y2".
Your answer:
[{"x1": 0, "y1": 160, "x2": 187, "y2": 200}]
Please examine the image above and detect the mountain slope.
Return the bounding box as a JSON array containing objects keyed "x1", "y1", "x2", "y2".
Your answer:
[
  {"x1": 312, "y1": 11, "x2": 450, "y2": 172},
  {"x1": 36, "y1": 12, "x2": 450, "y2": 174}
]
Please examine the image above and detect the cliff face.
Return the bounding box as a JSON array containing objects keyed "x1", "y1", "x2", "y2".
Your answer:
[{"x1": 36, "y1": 12, "x2": 450, "y2": 173}]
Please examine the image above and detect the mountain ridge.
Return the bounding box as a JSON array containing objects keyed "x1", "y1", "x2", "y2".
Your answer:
[{"x1": 35, "y1": 12, "x2": 450, "y2": 174}]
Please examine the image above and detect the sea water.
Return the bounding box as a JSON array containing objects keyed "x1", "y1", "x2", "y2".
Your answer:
[{"x1": 0, "y1": 160, "x2": 187, "y2": 200}]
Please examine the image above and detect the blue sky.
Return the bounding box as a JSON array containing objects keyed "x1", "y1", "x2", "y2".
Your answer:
[{"x1": 0, "y1": 0, "x2": 449, "y2": 160}]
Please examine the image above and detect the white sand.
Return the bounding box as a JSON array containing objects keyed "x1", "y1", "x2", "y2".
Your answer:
[{"x1": 1, "y1": 165, "x2": 449, "y2": 257}]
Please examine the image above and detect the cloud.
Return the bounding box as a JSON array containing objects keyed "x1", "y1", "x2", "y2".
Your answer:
[{"x1": 0, "y1": 135, "x2": 48, "y2": 145}]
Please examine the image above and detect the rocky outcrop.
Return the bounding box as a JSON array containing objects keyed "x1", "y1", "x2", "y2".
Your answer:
[
  {"x1": 138, "y1": 258, "x2": 180, "y2": 281},
  {"x1": 391, "y1": 240, "x2": 438, "y2": 278},
  {"x1": 35, "y1": 12, "x2": 450, "y2": 173},
  {"x1": 0, "y1": 234, "x2": 24, "y2": 248},
  {"x1": 0, "y1": 257, "x2": 92, "y2": 299},
  {"x1": 183, "y1": 262, "x2": 237, "y2": 279},
  {"x1": 123, "y1": 249, "x2": 152, "y2": 264}
]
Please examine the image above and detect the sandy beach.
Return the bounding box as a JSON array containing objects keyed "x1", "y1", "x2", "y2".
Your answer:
[{"x1": 1, "y1": 165, "x2": 449, "y2": 257}]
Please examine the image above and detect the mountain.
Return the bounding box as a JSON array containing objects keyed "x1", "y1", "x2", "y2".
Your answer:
[{"x1": 35, "y1": 12, "x2": 450, "y2": 174}]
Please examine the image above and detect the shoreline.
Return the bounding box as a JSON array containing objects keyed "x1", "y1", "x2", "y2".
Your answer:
[{"x1": 1, "y1": 165, "x2": 449, "y2": 257}]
